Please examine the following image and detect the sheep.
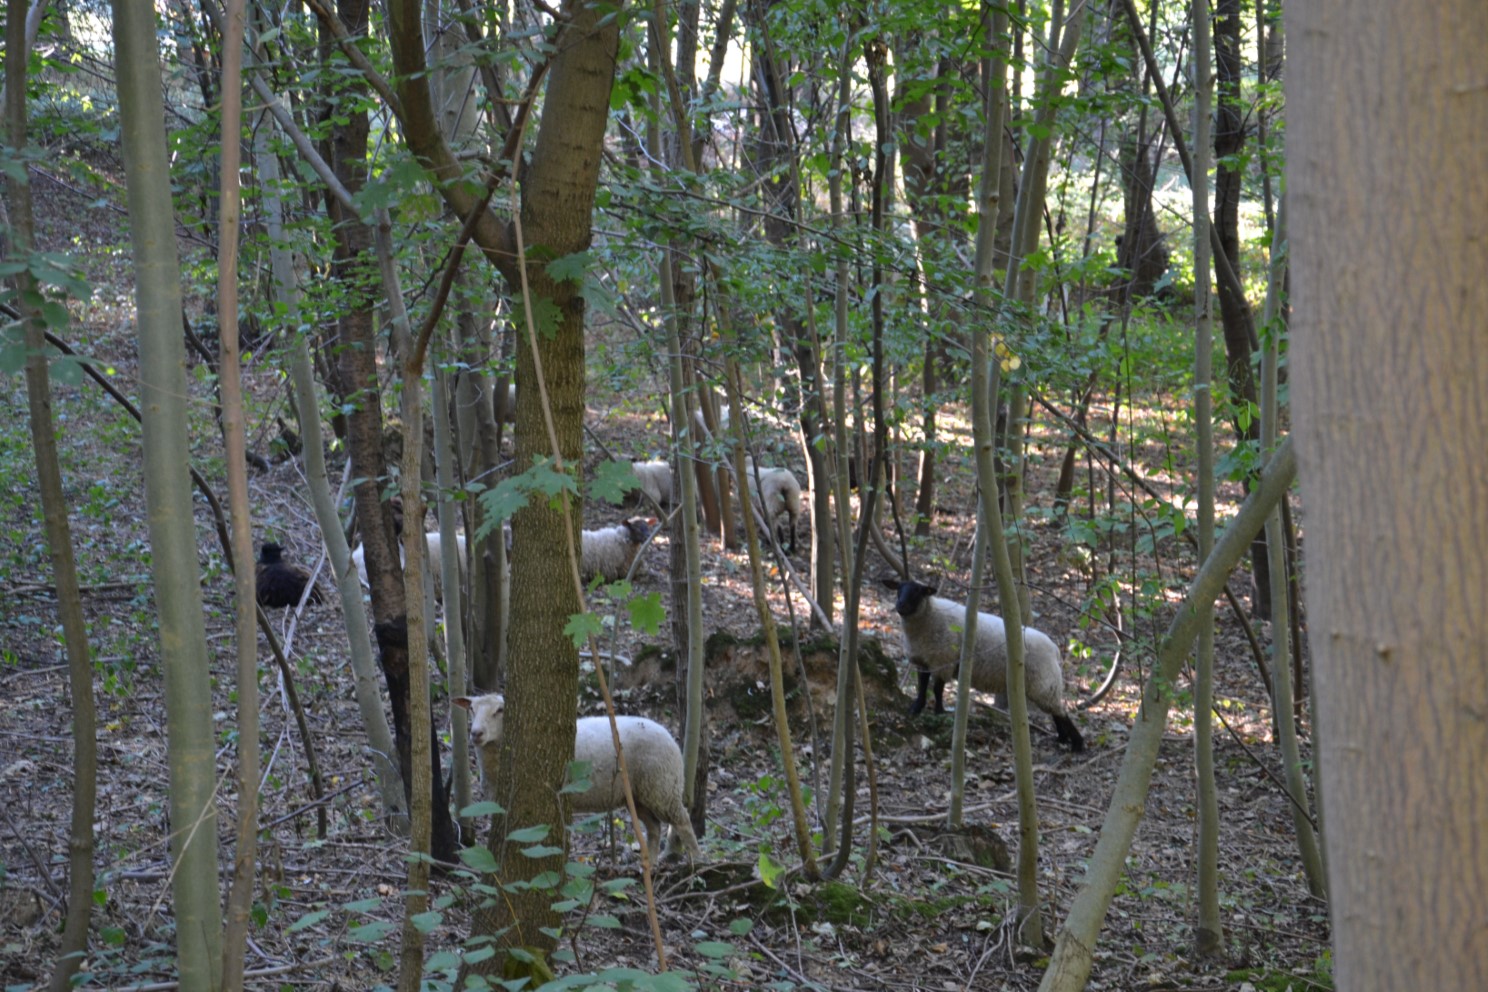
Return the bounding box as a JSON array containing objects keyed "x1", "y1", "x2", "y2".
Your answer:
[
  {"x1": 880, "y1": 578, "x2": 1084, "y2": 752},
  {"x1": 453, "y1": 692, "x2": 702, "y2": 862},
  {"x1": 256, "y1": 542, "x2": 325, "y2": 608},
  {"x1": 692, "y1": 404, "x2": 730, "y2": 441},
  {"x1": 632, "y1": 459, "x2": 674, "y2": 508},
  {"x1": 351, "y1": 531, "x2": 467, "y2": 601},
  {"x1": 742, "y1": 457, "x2": 802, "y2": 554},
  {"x1": 581, "y1": 517, "x2": 655, "y2": 583}
]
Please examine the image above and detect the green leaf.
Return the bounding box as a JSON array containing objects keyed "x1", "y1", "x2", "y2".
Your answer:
[
  {"x1": 546, "y1": 251, "x2": 591, "y2": 288},
  {"x1": 592, "y1": 459, "x2": 642, "y2": 505},
  {"x1": 694, "y1": 941, "x2": 735, "y2": 959},
  {"x1": 521, "y1": 844, "x2": 565, "y2": 859},
  {"x1": 727, "y1": 918, "x2": 754, "y2": 936},
  {"x1": 287, "y1": 908, "x2": 331, "y2": 933},
  {"x1": 459, "y1": 845, "x2": 500, "y2": 873},
  {"x1": 626, "y1": 592, "x2": 665, "y2": 636},
  {"x1": 564, "y1": 610, "x2": 605, "y2": 650},
  {"x1": 348, "y1": 920, "x2": 395, "y2": 942},
  {"x1": 411, "y1": 910, "x2": 443, "y2": 933},
  {"x1": 757, "y1": 850, "x2": 785, "y2": 889},
  {"x1": 461, "y1": 800, "x2": 506, "y2": 817},
  {"x1": 561, "y1": 759, "x2": 594, "y2": 795},
  {"x1": 506, "y1": 824, "x2": 552, "y2": 843}
]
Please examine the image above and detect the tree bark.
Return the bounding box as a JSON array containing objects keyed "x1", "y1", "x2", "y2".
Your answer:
[
  {"x1": 6, "y1": 10, "x2": 98, "y2": 988},
  {"x1": 389, "y1": 0, "x2": 621, "y2": 975},
  {"x1": 113, "y1": 1, "x2": 224, "y2": 981},
  {"x1": 1291, "y1": 2, "x2": 1488, "y2": 987}
]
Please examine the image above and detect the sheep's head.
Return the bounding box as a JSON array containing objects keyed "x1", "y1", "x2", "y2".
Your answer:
[
  {"x1": 454, "y1": 693, "x2": 505, "y2": 750},
  {"x1": 622, "y1": 517, "x2": 656, "y2": 544},
  {"x1": 259, "y1": 543, "x2": 285, "y2": 565},
  {"x1": 882, "y1": 578, "x2": 937, "y2": 618}
]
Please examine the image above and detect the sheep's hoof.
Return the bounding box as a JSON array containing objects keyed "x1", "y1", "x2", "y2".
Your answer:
[{"x1": 907, "y1": 700, "x2": 926, "y2": 717}]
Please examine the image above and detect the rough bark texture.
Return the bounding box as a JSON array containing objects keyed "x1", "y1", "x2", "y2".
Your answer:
[
  {"x1": 1291, "y1": 2, "x2": 1488, "y2": 988},
  {"x1": 445, "y1": 0, "x2": 619, "y2": 974},
  {"x1": 319, "y1": 0, "x2": 459, "y2": 862}
]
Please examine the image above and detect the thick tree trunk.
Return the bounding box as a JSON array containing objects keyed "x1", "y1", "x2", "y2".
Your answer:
[{"x1": 1291, "y1": 2, "x2": 1488, "y2": 988}]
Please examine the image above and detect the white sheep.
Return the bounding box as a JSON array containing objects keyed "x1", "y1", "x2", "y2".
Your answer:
[
  {"x1": 742, "y1": 457, "x2": 802, "y2": 554},
  {"x1": 453, "y1": 692, "x2": 702, "y2": 862},
  {"x1": 881, "y1": 578, "x2": 1084, "y2": 751},
  {"x1": 632, "y1": 460, "x2": 674, "y2": 508},
  {"x1": 581, "y1": 517, "x2": 655, "y2": 583},
  {"x1": 351, "y1": 531, "x2": 467, "y2": 601},
  {"x1": 692, "y1": 404, "x2": 730, "y2": 441}
]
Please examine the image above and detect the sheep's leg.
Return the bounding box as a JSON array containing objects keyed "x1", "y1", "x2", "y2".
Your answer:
[
  {"x1": 638, "y1": 806, "x2": 664, "y2": 861},
  {"x1": 909, "y1": 667, "x2": 932, "y2": 715},
  {"x1": 1052, "y1": 712, "x2": 1085, "y2": 752},
  {"x1": 932, "y1": 676, "x2": 949, "y2": 714}
]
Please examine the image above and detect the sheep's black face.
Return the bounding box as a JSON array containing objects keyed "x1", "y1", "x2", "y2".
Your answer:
[
  {"x1": 259, "y1": 543, "x2": 285, "y2": 565},
  {"x1": 891, "y1": 580, "x2": 936, "y2": 618}
]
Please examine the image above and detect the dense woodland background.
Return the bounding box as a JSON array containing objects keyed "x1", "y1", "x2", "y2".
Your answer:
[{"x1": 0, "y1": 0, "x2": 1483, "y2": 990}]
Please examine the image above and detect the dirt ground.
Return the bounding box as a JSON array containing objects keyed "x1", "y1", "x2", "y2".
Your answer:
[{"x1": 0, "y1": 168, "x2": 1330, "y2": 991}]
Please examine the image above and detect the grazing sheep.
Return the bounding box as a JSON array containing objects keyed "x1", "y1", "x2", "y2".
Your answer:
[
  {"x1": 351, "y1": 531, "x2": 467, "y2": 601},
  {"x1": 881, "y1": 578, "x2": 1084, "y2": 752},
  {"x1": 581, "y1": 517, "x2": 654, "y2": 583},
  {"x1": 453, "y1": 693, "x2": 702, "y2": 862},
  {"x1": 742, "y1": 458, "x2": 802, "y2": 554},
  {"x1": 632, "y1": 460, "x2": 674, "y2": 508},
  {"x1": 256, "y1": 543, "x2": 324, "y2": 608}
]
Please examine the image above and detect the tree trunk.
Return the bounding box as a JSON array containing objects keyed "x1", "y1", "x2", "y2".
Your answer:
[
  {"x1": 318, "y1": 0, "x2": 460, "y2": 863},
  {"x1": 1291, "y1": 2, "x2": 1488, "y2": 987},
  {"x1": 1213, "y1": 0, "x2": 1270, "y2": 620},
  {"x1": 388, "y1": 0, "x2": 620, "y2": 974},
  {"x1": 1040, "y1": 439, "x2": 1296, "y2": 992},
  {"x1": 6, "y1": 12, "x2": 98, "y2": 988},
  {"x1": 113, "y1": 2, "x2": 224, "y2": 981}
]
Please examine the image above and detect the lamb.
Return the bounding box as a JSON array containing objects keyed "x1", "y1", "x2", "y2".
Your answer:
[
  {"x1": 581, "y1": 517, "x2": 655, "y2": 583},
  {"x1": 881, "y1": 578, "x2": 1084, "y2": 752},
  {"x1": 631, "y1": 459, "x2": 674, "y2": 508},
  {"x1": 742, "y1": 458, "x2": 802, "y2": 554},
  {"x1": 256, "y1": 542, "x2": 325, "y2": 608},
  {"x1": 351, "y1": 531, "x2": 467, "y2": 601},
  {"x1": 453, "y1": 692, "x2": 702, "y2": 862}
]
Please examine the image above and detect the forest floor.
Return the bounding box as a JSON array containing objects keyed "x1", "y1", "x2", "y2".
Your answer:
[{"x1": 0, "y1": 167, "x2": 1332, "y2": 990}]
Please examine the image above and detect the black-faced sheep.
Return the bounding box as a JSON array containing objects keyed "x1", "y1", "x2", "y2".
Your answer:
[
  {"x1": 453, "y1": 692, "x2": 702, "y2": 862},
  {"x1": 881, "y1": 578, "x2": 1084, "y2": 752},
  {"x1": 351, "y1": 531, "x2": 468, "y2": 601},
  {"x1": 632, "y1": 460, "x2": 674, "y2": 508},
  {"x1": 581, "y1": 517, "x2": 655, "y2": 583},
  {"x1": 742, "y1": 458, "x2": 802, "y2": 554},
  {"x1": 256, "y1": 543, "x2": 324, "y2": 608}
]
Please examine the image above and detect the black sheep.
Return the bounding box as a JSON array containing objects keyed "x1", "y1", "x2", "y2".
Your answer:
[{"x1": 256, "y1": 543, "x2": 324, "y2": 609}]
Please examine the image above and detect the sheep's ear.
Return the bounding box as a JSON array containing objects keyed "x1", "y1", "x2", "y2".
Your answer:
[
  {"x1": 453, "y1": 697, "x2": 472, "y2": 711},
  {"x1": 879, "y1": 576, "x2": 902, "y2": 592}
]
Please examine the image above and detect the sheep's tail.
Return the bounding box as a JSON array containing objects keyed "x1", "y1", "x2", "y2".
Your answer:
[{"x1": 1052, "y1": 712, "x2": 1085, "y2": 753}]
